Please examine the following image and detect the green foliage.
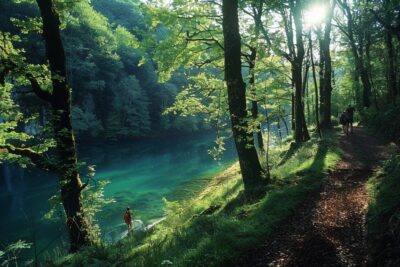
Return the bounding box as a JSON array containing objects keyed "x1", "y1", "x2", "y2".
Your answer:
[
  {"x1": 82, "y1": 178, "x2": 116, "y2": 242},
  {"x1": 0, "y1": 82, "x2": 54, "y2": 165},
  {"x1": 106, "y1": 76, "x2": 150, "y2": 139},
  {"x1": 44, "y1": 164, "x2": 114, "y2": 243},
  {"x1": 1, "y1": 0, "x2": 206, "y2": 142},
  {"x1": 72, "y1": 106, "x2": 104, "y2": 137},
  {"x1": 0, "y1": 240, "x2": 32, "y2": 267}
]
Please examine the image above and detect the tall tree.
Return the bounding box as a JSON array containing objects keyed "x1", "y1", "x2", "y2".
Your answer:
[
  {"x1": 37, "y1": 0, "x2": 93, "y2": 252},
  {"x1": 244, "y1": 1, "x2": 265, "y2": 152},
  {"x1": 320, "y1": 0, "x2": 336, "y2": 128},
  {"x1": 222, "y1": 0, "x2": 265, "y2": 197},
  {"x1": 290, "y1": 0, "x2": 310, "y2": 142},
  {"x1": 1, "y1": 0, "x2": 93, "y2": 252},
  {"x1": 309, "y1": 31, "x2": 322, "y2": 138},
  {"x1": 255, "y1": 0, "x2": 310, "y2": 143},
  {"x1": 336, "y1": 0, "x2": 372, "y2": 108},
  {"x1": 371, "y1": 0, "x2": 399, "y2": 104}
]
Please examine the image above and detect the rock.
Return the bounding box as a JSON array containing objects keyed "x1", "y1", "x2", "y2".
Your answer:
[
  {"x1": 145, "y1": 217, "x2": 166, "y2": 231},
  {"x1": 133, "y1": 219, "x2": 145, "y2": 231},
  {"x1": 161, "y1": 259, "x2": 173, "y2": 265}
]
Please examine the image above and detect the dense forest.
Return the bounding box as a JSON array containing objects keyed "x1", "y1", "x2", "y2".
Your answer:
[
  {"x1": 1, "y1": 0, "x2": 208, "y2": 141},
  {"x1": 0, "y1": 0, "x2": 400, "y2": 266}
]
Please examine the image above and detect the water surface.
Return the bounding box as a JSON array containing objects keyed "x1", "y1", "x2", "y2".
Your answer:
[{"x1": 0, "y1": 133, "x2": 236, "y2": 258}]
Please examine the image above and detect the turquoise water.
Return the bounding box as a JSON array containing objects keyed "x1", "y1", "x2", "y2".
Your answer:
[{"x1": 0, "y1": 133, "x2": 236, "y2": 258}]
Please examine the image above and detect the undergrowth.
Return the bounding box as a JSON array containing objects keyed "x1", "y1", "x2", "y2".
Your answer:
[
  {"x1": 52, "y1": 129, "x2": 341, "y2": 267},
  {"x1": 367, "y1": 144, "x2": 400, "y2": 266},
  {"x1": 362, "y1": 105, "x2": 400, "y2": 145}
]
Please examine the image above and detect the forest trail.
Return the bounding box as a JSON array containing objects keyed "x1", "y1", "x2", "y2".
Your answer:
[{"x1": 239, "y1": 127, "x2": 388, "y2": 267}]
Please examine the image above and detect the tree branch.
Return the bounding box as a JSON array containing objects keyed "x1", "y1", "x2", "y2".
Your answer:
[
  {"x1": 27, "y1": 74, "x2": 53, "y2": 102},
  {"x1": 0, "y1": 144, "x2": 57, "y2": 172}
]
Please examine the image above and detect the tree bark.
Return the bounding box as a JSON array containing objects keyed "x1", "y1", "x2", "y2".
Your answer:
[
  {"x1": 309, "y1": 32, "x2": 322, "y2": 138},
  {"x1": 222, "y1": 0, "x2": 265, "y2": 197},
  {"x1": 249, "y1": 47, "x2": 264, "y2": 152},
  {"x1": 320, "y1": 1, "x2": 335, "y2": 128},
  {"x1": 36, "y1": 0, "x2": 92, "y2": 252},
  {"x1": 291, "y1": 0, "x2": 309, "y2": 142},
  {"x1": 318, "y1": 31, "x2": 325, "y2": 123},
  {"x1": 385, "y1": 31, "x2": 397, "y2": 104}
]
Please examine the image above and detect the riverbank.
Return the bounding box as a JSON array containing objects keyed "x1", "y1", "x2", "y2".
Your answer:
[
  {"x1": 0, "y1": 133, "x2": 237, "y2": 263},
  {"x1": 53, "y1": 129, "x2": 341, "y2": 266}
]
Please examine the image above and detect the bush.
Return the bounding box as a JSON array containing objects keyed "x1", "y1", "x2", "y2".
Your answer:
[{"x1": 362, "y1": 106, "x2": 400, "y2": 144}]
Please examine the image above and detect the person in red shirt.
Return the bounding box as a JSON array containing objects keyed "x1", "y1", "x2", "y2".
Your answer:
[{"x1": 124, "y1": 207, "x2": 132, "y2": 232}]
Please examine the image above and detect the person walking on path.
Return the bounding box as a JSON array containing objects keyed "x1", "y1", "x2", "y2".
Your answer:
[
  {"x1": 340, "y1": 111, "x2": 349, "y2": 135},
  {"x1": 124, "y1": 207, "x2": 132, "y2": 232},
  {"x1": 346, "y1": 104, "x2": 355, "y2": 134}
]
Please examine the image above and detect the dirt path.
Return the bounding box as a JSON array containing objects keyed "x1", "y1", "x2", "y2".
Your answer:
[{"x1": 239, "y1": 127, "x2": 388, "y2": 267}]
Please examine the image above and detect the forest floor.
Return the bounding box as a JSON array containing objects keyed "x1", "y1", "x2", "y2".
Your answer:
[{"x1": 239, "y1": 126, "x2": 388, "y2": 267}]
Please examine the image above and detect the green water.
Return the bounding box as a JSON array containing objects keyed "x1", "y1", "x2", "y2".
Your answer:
[{"x1": 0, "y1": 133, "x2": 236, "y2": 258}]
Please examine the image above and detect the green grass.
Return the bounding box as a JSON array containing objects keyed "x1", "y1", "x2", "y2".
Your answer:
[
  {"x1": 366, "y1": 144, "x2": 400, "y2": 265},
  {"x1": 53, "y1": 130, "x2": 341, "y2": 267}
]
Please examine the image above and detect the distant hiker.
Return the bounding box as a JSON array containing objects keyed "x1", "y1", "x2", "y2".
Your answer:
[
  {"x1": 124, "y1": 207, "x2": 132, "y2": 232},
  {"x1": 346, "y1": 104, "x2": 355, "y2": 134},
  {"x1": 339, "y1": 111, "x2": 348, "y2": 134}
]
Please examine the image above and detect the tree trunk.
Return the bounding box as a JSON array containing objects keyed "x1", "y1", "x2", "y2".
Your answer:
[
  {"x1": 318, "y1": 33, "x2": 326, "y2": 124},
  {"x1": 36, "y1": 0, "x2": 92, "y2": 252},
  {"x1": 365, "y1": 32, "x2": 379, "y2": 109},
  {"x1": 306, "y1": 82, "x2": 311, "y2": 124},
  {"x1": 360, "y1": 66, "x2": 372, "y2": 108},
  {"x1": 321, "y1": 1, "x2": 335, "y2": 128},
  {"x1": 249, "y1": 47, "x2": 264, "y2": 152},
  {"x1": 291, "y1": 0, "x2": 309, "y2": 143},
  {"x1": 222, "y1": 0, "x2": 265, "y2": 197},
  {"x1": 309, "y1": 32, "x2": 322, "y2": 138},
  {"x1": 277, "y1": 112, "x2": 282, "y2": 146},
  {"x1": 385, "y1": 31, "x2": 397, "y2": 104}
]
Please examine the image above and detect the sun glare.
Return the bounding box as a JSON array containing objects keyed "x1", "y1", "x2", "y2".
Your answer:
[{"x1": 304, "y1": 5, "x2": 328, "y2": 28}]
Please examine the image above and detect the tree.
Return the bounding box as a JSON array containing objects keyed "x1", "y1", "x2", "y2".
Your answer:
[
  {"x1": 256, "y1": 0, "x2": 310, "y2": 143},
  {"x1": 319, "y1": 0, "x2": 336, "y2": 128},
  {"x1": 289, "y1": 0, "x2": 310, "y2": 142},
  {"x1": 1, "y1": 0, "x2": 93, "y2": 252},
  {"x1": 222, "y1": 0, "x2": 265, "y2": 198},
  {"x1": 336, "y1": 0, "x2": 372, "y2": 108},
  {"x1": 370, "y1": 0, "x2": 399, "y2": 104}
]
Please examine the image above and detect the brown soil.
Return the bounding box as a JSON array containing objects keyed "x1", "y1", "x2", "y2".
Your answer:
[{"x1": 237, "y1": 127, "x2": 388, "y2": 267}]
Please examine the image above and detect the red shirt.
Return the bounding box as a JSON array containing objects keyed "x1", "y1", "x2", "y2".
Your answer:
[{"x1": 124, "y1": 211, "x2": 131, "y2": 224}]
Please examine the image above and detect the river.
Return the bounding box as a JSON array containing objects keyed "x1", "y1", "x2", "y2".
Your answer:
[{"x1": 0, "y1": 133, "x2": 236, "y2": 259}]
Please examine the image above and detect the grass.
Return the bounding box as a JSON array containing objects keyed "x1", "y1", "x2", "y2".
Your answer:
[
  {"x1": 52, "y1": 129, "x2": 341, "y2": 267},
  {"x1": 366, "y1": 144, "x2": 400, "y2": 266}
]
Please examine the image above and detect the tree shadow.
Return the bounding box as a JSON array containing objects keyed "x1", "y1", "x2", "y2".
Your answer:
[
  {"x1": 304, "y1": 141, "x2": 329, "y2": 175},
  {"x1": 278, "y1": 142, "x2": 301, "y2": 166}
]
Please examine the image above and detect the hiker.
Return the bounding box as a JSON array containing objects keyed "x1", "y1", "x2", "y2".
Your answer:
[
  {"x1": 346, "y1": 104, "x2": 355, "y2": 134},
  {"x1": 339, "y1": 111, "x2": 348, "y2": 134},
  {"x1": 124, "y1": 207, "x2": 132, "y2": 232}
]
